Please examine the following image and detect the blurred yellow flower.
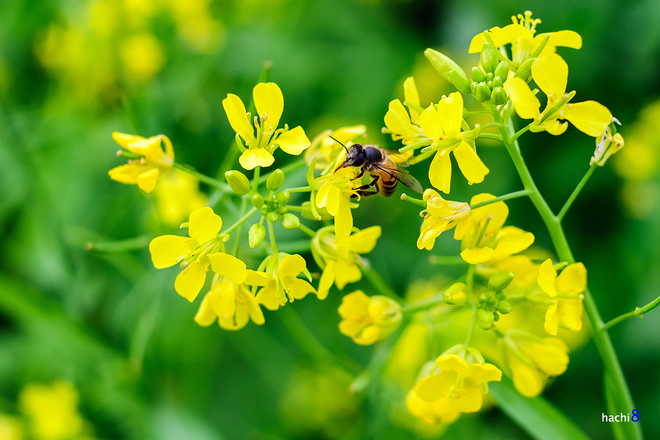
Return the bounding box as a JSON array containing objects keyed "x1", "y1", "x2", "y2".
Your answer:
[
  {"x1": 419, "y1": 92, "x2": 489, "y2": 193},
  {"x1": 109, "y1": 132, "x2": 174, "y2": 193},
  {"x1": 256, "y1": 253, "x2": 317, "y2": 310},
  {"x1": 153, "y1": 169, "x2": 207, "y2": 227},
  {"x1": 417, "y1": 189, "x2": 471, "y2": 250},
  {"x1": 19, "y1": 381, "x2": 84, "y2": 440},
  {"x1": 413, "y1": 349, "x2": 501, "y2": 415},
  {"x1": 405, "y1": 388, "x2": 460, "y2": 425},
  {"x1": 469, "y1": 11, "x2": 582, "y2": 65},
  {"x1": 454, "y1": 194, "x2": 534, "y2": 264},
  {"x1": 0, "y1": 415, "x2": 23, "y2": 440},
  {"x1": 222, "y1": 82, "x2": 311, "y2": 170},
  {"x1": 500, "y1": 330, "x2": 569, "y2": 397},
  {"x1": 149, "y1": 207, "x2": 224, "y2": 301},
  {"x1": 338, "y1": 290, "x2": 402, "y2": 345},
  {"x1": 120, "y1": 33, "x2": 166, "y2": 82},
  {"x1": 504, "y1": 54, "x2": 612, "y2": 137},
  {"x1": 311, "y1": 226, "x2": 382, "y2": 299},
  {"x1": 537, "y1": 259, "x2": 586, "y2": 335}
]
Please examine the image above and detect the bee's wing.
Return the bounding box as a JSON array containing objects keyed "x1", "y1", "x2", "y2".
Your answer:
[
  {"x1": 376, "y1": 163, "x2": 423, "y2": 193},
  {"x1": 380, "y1": 148, "x2": 412, "y2": 166}
]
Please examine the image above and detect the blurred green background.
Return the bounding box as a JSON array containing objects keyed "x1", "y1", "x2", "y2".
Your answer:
[{"x1": 1, "y1": 0, "x2": 660, "y2": 438}]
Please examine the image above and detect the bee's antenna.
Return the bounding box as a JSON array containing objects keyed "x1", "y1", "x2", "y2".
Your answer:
[{"x1": 329, "y1": 135, "x2": 349, "y2": 154}]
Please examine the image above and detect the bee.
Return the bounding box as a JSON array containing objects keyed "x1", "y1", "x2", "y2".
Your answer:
[{"x1": 332, "y1": 137, "x2": 423, "y2": 197}]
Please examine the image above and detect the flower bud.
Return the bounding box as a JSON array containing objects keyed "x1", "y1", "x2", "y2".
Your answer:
[
  {"x1": 480, "y1": 41, "x2": 499, "y2": 73},
  {"x1": 491, "y1": 88, "x2": 508, "y2": 105},
  {"x1": 225, "y1": 170, "x2": 251, "y2": 196},
  {"x1": 266, "y1": 169, "x2": 285, "y2": 191},
  {"x1": 251, "y1": 193, "x2": 264, "y2": 208},
  {"x1": 488, "y1": 271, "x2": 514, "y2": 291},
  {"x1": 425, "y1": 48, "x2": 471, "y2": 94},
  {"x1": 476, "y1": 309, "x2": 495, "y2": 330},
  {"x1": 515, "y1": 58, "x2": 535, "y2": 81},
  {"x1": 276, "y1": 190, "x2": 291, "y2": 204},
  {"x1": 494, "y1": 60, "x2": 509, "y2": 80},
  {"x1": 471, "y1": 67, "x2": 486, "y2": 83},
  {"x1": 492, "y1": 77, "x2": 503, "y2": 90},
  {"x1": 267, "y1": 211, "x2": 279, "y2": 223},
  {"x1": 248, "y1": 223, "x2": 266, "y2": 248},
  {"x1": 282, "y1": 213, "x2": 301, "y2": 230},
  {"x1": 497, "y1": 300, "x2": 512, "y2": 314},
  {"x1": 442, "y1": 282, "x2": 467, "y2": 305},
  {"x1": 475, "y1": 83, "x2": 492, "y2": 103},
  {"x1": 448, "y1": 69, "x2": 472, "y2": 95}
]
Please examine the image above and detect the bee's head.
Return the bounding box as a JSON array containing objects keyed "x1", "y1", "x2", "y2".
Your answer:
[{"x1": 339, "y1": 144, "x2": 364, "y2": 169}]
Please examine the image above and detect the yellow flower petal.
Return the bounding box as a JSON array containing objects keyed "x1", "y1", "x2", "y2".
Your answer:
[
  {"x1": 256, "y1": 280, "x2": 281, "y2": 311},
  {"x1": 556, "y1": 263, "x2": 586, "y2": 295},
  {"x1": 415, "y1": 372, "x2": 454, "y2": 402},
  {"x1": 419, "y1": 103, "x2": 443, "y2": 139},
  {"x1": 496, "y1": 226, "x2": 535, "y2": 254},
  {"x1": 436, "y1": 92, "x2": 463, "y2": 136},
  {"x1": 112, "y1": 132, "x2": 144, "y2": 149},
  {"x1": 504, "y1": 77, "x2": 541, "y2": 120},
  {"x1": 435, "y1": 354, "x2": 468, "y2": 373},
  {"x1": 244, "y1": 270, "x2": 270, "y2": 286},
  {"x1": 512, "y1": 362, "x2": 545, "y2": 397},
  {"x1": 334, "y1": 196, "x2": 353, "y2": 239},
  {"x1": 544, "y1": 118, "x2": 568, "y2": 135},
  {"x1": 429, "y1": 150, "x2": 452, "y2": 193},
  {"x1": 384, "y1": 99, "x2": 412, "y2": 134},
  {"x1": 532, "y1": 54, "x2": 567, "y2": 99},
  {"x1": 537, "y1": 259, "x2": 558, "y2": 297},
  {"x1": 562, "y1": 101, "x2": 612, "y2": 137},
  {"x1": 108, "y1": 163, "x2": 146, "y2": 185},
  {"x1": 403, "y1": 77, "x2": 420, "y2": 121},
  {"x1": 524, "y1": 340, "x2": 569, "y2": 376},
  {"x1": 279, "y1": 254, "x2": 307, "y2": 277},
  {"x1": 461, "y1": 247, "x2": 495, "y2": 264},
  {"x1": 535, "y1": 30, "x2": 582, "y2": 53},
  {"x1": 222, "y1": 94, "x2": 255, "y2": 144},
  {"x1": 137, "y1": 168, "x2": 159, "y2": 193},
  {"x1": 149, "y1": 235, "x2": 197, "y2": 269},
  {"x1": 353, "y1": 325, "x2": 382, "y2": 345},
  {"x1": 188, "y1": 207, "x2": 222, "y2": 244},
  {"x1": 334, "y1": 261, "x2": 361, "y2": 289},
  {"x1": 453, "y1": 141, "x2": 489, "y2": 184},
  {"x1": 194, "y1": 294, "x2": 217, "y2": 326},
  {"x1": 174, "y1": 260, "x2": 208, "y2": 302},
  {"x1": 254, "y1": 82, "x2": 283, "y2": 132},
  {"x1": 246, "y1": 291, "x2": 265, "y2": 325},
  {"x1": 275, "y1": 126, "x2": 311, "y2": 155},
  {"x1": 239, "y1": 148, "x2": 275, "y2": 170},
  {"x1": 557, "y1": 298, "x2": 583, "y2": 331},
  {"x1": 318, "y1": 264, "x2": 335, "y2": 300},
  {"x1": 284, "y1": 278, "x2": 316, "y2": 300},
  {"x1": 466, "y1": 362, "x2": 502, "y2": 383},
  {"x1": 544, "y1": 302, "x2": 560, "y2": 335},
  {"x1": 208, "y1": 253, "x2": 248, "y2": 284},
  {"x1": 343, "y1": 226, "x2": 382, "y2": 254},
  {"x1": 453, "y1": 385, "x2": 483, "y2": 413}
]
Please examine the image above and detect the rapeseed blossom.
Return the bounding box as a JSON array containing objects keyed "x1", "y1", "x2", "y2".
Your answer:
[
  {"x1": 338, "y1": 290, "x2": 402, "y2": 345},
  {"x1": 194, "y1": 275, "x2": 266, "y2": 330},
  {"x1": 256, "y1": 253, "x2": 317, "y2": 310},
  {"x1": 417, "y1": 189, "x2": 471, "y2": 250}
]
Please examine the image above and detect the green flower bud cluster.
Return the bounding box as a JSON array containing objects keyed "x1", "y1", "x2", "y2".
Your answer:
[
  {"x1": 470, "y1": 42, "x2": 509, "y2": 105},
  {"x1": 476, "y1": 271, "x2": 514, "y2": 330}
]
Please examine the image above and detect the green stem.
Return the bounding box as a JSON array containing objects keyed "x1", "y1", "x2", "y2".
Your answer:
[
  {"x1": 252, "y1": 166, "x2": 261, "y2": 193},
  {"x1": 470, "y1": 189, "x2": 531, "y2": 210},
  {"x1": 428, "y1": 256, "x2": 469, "y2": 266},
  {"x1": 477, "y1": 133, "x2": 502, "y2": 142},
  {"x1": 401, "y1": 293, "x2": 445, "y2": 315},
  {"x1": 400, "y1": 193, "x2": 426, "y2": 207},
  {"x1": 86, "y1": 234, "x2": 152, "y2": 252},
  {"x1": 258, "y1": 158, "x2": 308, "y2": 185},
  {"x1": 298, "y1": 223, "x2": 316, "y2": 238},
  {"x1": 464, "y1": 302, "x2": 477, "y2": 346},
  {"x1": 174, "y1": 163, "x2": 229, "y2": 191},
  {"x1": 267, "y1": 218, "x2": 278, "y2": 255},
  {"x1": 603, "y1": 294, "x2": 660, "y2": 330},
  {"x1": 497, "y1": 116, "x2": 641, "y2": 439},
  {"x1": 360, "y1": 260, "x2": 403, "y2": 303},
  {"x1": 509, "y1": 124, "x2": 531, "y2": 144},
  {"x1": 232, "y1": 198, "x2": 249, "y2": 256},
  {"x1": 223, "y1": 207, "x2": 258, "y2": 235},
  {"x1": 557, "y1": 164, "x2": 598, "y2": 222},
  {"x1": 287, "y1": 186, "x2": 311, "y2": 193}
]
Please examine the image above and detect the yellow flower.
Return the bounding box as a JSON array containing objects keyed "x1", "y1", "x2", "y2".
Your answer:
[
  {"x1": 149, "y1": 207, "x2": 224, "y2": 301},
  {"x1": 338, "y1": 290, "x2": 402, "y2": 345},
  {"x1": 417, "y1": 189, "x2": 471, "y2": 250},
  {"x1": 305, "y1": 125, "x2": 367, "y2": 169},
  {"x1": 469, "y1": 11, "x2": 582, "y2": 65},
  {"x1": 19, "y1": 381, "x2": 84, "y2": 440},
  {"x1": 194, "y1": 274, "x2": 267, "y2": 331},
  {"x1": 419, "y1": 92, "x2": 489, "y2": 193},
  {"x1": 384, "y1": 77, "x2": 429, "y2": 147},
  {"x1": 222, "y1": 82, "x2": 311, "y2": 170},
  {"x1": 537, "y1": 259, "x2": 586, "y2": 335},
  {"x1": 500, "y1": 330, "x2": 569, "y2": 397},
  {"x1": 255, "y1": 253, "x2": 317, "y2": 310},
  {"x1": 311, "y1": 226, "x2": 382, "y2": 299},
  {"x1": 413, "y1": 348, "x2": 501, "y2": 414},
  {"x1": 0, "y1": 415, "x2": 23, "y2": 440},
  {"x1": 108, "y1": 132, "x2": 174, "y2": 193},
  {"x1": 504, "y1": 54, "x2": 612, "y2": 137},
  {"x1": 153, "y1": 169, "x2": 207, "y2": 227},
  {"x1": 120, "y1": 33, "x2": 165, "y2": 82},
  {"x1": 405, "y1": 388, "x2": 460, "y2": 425},
  {"x1": 315, "y1": 167, "x2": 361, "y2": 239},
  {"x1": 454, "y1": 194, "x2": 534, "y2": 264}
]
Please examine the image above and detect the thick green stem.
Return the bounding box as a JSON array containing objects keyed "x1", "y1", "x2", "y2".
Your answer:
[
  {"x1": 557, "y1": 164, "x2": 598, "y2": 222},
  {"x1": 497, "y1": 117, "x2": 641, "y2": 439}
]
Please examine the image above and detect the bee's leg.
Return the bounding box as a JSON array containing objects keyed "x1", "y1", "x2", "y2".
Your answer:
[
  {"x1": 354, "y1": 169, "x2": 365, "y2": 179},
  {"x1": 353, "y1": 175, "x2": 379, "y2": 191},
  {"x1": 354, "y1": 189, "x2": 379, "y2": 197}
]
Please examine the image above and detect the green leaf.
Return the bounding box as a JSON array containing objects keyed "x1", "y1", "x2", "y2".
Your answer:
[{"x1": 489, "y1": 378, "x2": 590, "y2": 440}]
